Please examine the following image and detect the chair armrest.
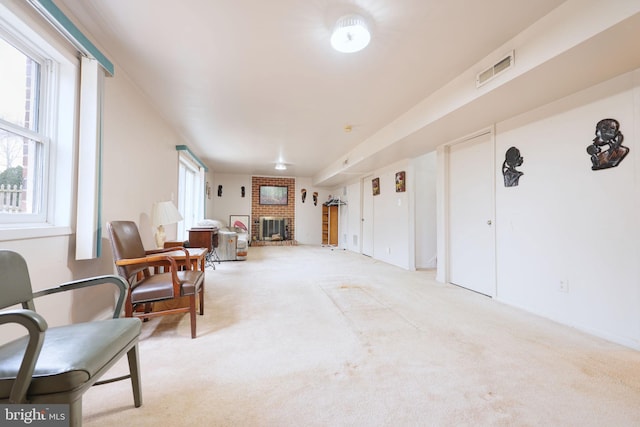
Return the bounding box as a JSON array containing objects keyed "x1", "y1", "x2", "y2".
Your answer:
[
  {"x1": 163, "y1": 240, "x2": 185, "y2": 249},
  {"x1": 0, "y1": 309, "x2": 47, "y2": 403},
  {"x1": 116, "y1": 255, "x2": 183, "y2": 293},
  {"x1": 115, "y1": 254, "x2": 179, "y2": 268},
  {"x1": 146, "y1": 247, "x2": 184, "y2": 254},
  {"x1": 145, "y1": 247, "x2": 192, "y2": 267},
  {"x1": 32, "y1": 275, "x2": 129, "y2": 319}
]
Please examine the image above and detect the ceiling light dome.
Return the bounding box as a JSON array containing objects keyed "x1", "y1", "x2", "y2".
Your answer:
[{"x1": 330, "y1": 14, "x2": 371, "y2": 53}]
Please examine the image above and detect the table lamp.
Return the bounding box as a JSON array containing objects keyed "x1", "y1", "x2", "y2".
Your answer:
[{"x1": 152, "y1": 201, "x2": 183, "y2": 248}]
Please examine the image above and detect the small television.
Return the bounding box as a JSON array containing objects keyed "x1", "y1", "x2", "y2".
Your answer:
[{"x1": 259, "y1": 185, "x2": 288, "y2": 205}]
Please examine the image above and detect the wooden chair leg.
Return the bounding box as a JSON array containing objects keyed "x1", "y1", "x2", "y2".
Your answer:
[
  {"x1": 127, "y1": 344, "x2": 142, "y2": 407},
  {"x1": 143, "y1": 303, "x2": 152, "y2": 313},
  {"x1": 199, "y1": 285, "x2": 204, "y2": 315},
  {"x1": 125, "y1": 299, "x2": 133, "y2": 317},
  {"x1": 189, "y1": 295, "x2": 197, "y2": 338}
]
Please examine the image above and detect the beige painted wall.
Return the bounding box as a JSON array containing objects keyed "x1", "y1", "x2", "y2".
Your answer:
[{"x1": 1, "y1": 40, "x2": 196, "y2": 342}]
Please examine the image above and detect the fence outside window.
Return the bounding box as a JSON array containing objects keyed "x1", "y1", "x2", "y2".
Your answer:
[{"x1": 0, "y1": 184, "x2": 25, "y2": 212}]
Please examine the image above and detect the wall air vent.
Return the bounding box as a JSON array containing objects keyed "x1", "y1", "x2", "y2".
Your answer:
[{"x1": 476, "y1": 51, "x2": 514, "y2": 87}]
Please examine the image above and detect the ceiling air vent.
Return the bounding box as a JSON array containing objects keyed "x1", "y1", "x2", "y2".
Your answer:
[{"x1": 476, "y1": 51, "x2": 514, "y2": 87}]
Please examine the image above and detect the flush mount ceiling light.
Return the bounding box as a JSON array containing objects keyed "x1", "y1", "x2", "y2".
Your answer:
[
  {"x1": 330, "y1": 14, "x2": 370, "y2": 53},
  {"x1": 275, "y1": 163, "x2": 287, "y2": 171}
]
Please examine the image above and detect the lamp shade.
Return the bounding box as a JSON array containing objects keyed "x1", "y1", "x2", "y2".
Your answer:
[
  {"x1": 152, "y1": 201, "x2": 183, "y2": 227},
  {"x1": 330, "y1": 14, "x2": 371, "y2": 53}
]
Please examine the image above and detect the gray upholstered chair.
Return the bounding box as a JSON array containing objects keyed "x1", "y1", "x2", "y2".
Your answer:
[
  {"x1": 0, "y1": 250, "x2": 142, "y2": 427},
  {"x1": 107, "y1": 220, "x2": 205, "y2": 338}
]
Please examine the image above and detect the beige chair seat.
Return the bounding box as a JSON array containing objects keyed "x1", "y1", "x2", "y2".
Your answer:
[{"x1": 0, "y1": 319, "x2": 140, "y2": 398}]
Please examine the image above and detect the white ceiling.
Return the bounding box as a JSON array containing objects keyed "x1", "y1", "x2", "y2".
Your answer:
[{"x1": 56, "y1": 0, "x2": 587, "y2": 184}]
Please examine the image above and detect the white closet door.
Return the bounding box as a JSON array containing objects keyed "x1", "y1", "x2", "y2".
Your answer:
[{"x1": 448, "y1": 132, "x2": 495, "y2": 297}]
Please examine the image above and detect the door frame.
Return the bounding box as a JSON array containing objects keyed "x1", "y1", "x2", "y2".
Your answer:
[
  {"x1": 360, "y1": 174, "x2": 374, "y2": 256},
  {"x1": 438, "y1": 126, "x2": 497, "y2": 296}
]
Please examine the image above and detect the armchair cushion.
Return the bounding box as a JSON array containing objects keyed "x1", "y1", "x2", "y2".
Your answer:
[
  {"x1": 130, "y1": 270, "x2": 202, "y2": 303},
  {"x1": 0, "y1": 318, "x2": 140, "y2": 398}
]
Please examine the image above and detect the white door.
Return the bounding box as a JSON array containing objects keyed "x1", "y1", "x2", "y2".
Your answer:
[
  {"x1": 361, "y1": 175, "x2": 374, "y2": 256},
  {"x1": 448, "y1": 132, "x2": 495, "y2": 297}
]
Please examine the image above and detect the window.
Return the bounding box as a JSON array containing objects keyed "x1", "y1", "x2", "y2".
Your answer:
[
  {"x1": 0, "y1": 34, "x2": 47, "y2": 221},
  {"x1": 0, "y1": 2, "x2": 77, "y2": 239},
  {"x1": 177, "y1": 151, "x2": 205, "y2": 240}
]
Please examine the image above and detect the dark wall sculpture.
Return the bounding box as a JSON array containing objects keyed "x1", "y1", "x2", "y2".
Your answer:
[
  {"x1": 502, "y1": 146, "x2": 524, "y2": 187},
  {"x1": 586, "y1": 118, "x2": 629, "y2": 170}
]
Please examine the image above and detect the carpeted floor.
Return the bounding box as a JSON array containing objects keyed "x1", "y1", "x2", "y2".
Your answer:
[{"x1": 83, "y1": 245, "x2": 640, "y2": 426}]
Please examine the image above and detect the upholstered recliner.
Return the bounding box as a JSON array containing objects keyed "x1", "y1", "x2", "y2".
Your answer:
[
  {"x1": 0, "y1": 250, "x2": 142, "y2": 427},
  {"x1": 107, "y1": 220, "x2": 205, "y2": 338},
  {"x1": 197, "y1": 219, "x2": 248, "y2": 261}
]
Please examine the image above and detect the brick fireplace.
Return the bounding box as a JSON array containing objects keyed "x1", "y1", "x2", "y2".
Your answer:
[{"x1": 251, "y1": 176, "x2": 295, "y2": 243}]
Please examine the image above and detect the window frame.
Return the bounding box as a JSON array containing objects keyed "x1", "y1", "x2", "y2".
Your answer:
[
  {"x1": 0, "y1": 27, "x2": 51, "y2": 224},
  {"x1": 0, "y1": 2, "x2": 76, "y2": 240}
]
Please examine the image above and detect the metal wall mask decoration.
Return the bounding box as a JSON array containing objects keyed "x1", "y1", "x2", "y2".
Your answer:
[
  {"x1": 312, "y1": 192, "x2": 318, "y2": 206},
  {"x1": 502, "y1": 146, "x2": 524, "y2": 187},
  {"x1": 217, "y1": 185, "x2": 223, "y2": 197},
  {"x1": 301, "y1": 188, "x2": 307, "y2": 203},
  {"x1": 586, "y1": 118, "x2": 629, "y2": 170},
  {"x1": 241, "y1": 186, "x2": 245, "y2": 197}
]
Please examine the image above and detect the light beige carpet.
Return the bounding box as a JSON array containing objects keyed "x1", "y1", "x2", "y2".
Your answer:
[{"x1": 83, "y1": 246, "x2": 640, "y2": 426}]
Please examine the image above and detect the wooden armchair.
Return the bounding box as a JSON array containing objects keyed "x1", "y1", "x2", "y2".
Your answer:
[
  {"x1": 0, "y1": 250, "x2": 142, "y2": 427},
  {"x1": 107, "y1": 221, "x2": 205, "y2": 338}
]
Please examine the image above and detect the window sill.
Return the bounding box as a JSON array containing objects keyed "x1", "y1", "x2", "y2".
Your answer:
[{"x1": 0, "y1": 225, "x2": 73, "y2": 242}]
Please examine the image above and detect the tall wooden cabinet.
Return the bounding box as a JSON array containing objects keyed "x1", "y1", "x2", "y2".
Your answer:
[{"x1": 322, "y1": 204, "x2": 339, "y2": 246}]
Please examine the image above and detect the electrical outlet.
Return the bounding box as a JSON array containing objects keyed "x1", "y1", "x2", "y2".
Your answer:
[
  {"x1": 386, "y1": 247, "x2": 391, "y2": 254},
  {"x1": 559, "y1": 279, "x2": 569, "y2": 292}
]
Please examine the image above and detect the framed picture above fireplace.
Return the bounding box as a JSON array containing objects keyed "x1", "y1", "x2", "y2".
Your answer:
[{"x1": 259, "y1": 185, "x2": 288, "y2": 205}]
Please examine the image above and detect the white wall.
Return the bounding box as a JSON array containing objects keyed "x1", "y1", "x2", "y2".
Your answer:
[
  {"x1": 332, "y1": 159, "x2": 420, "y2": 270},
  {"x1": 209, "y1": 173, "x2": 252, "y2": 228},
  {"x1": 343, "y1": 182, "x2": 362, "y2": 252},
  {"x1": 338, "y1": 160, "x2": 414, "y2": 269},
  {"x1": 101, "y1": 75, "x2": 185, "y2": 246},
  {"x1": 295, "y1": 177, "x2": 332, "y2": 245},
  {"x1": 492, "y1": 69, "x2": 640, "y2": 347},
  {"x1": 413, "y1": 152, "x2": 438, "y2": 269}
]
